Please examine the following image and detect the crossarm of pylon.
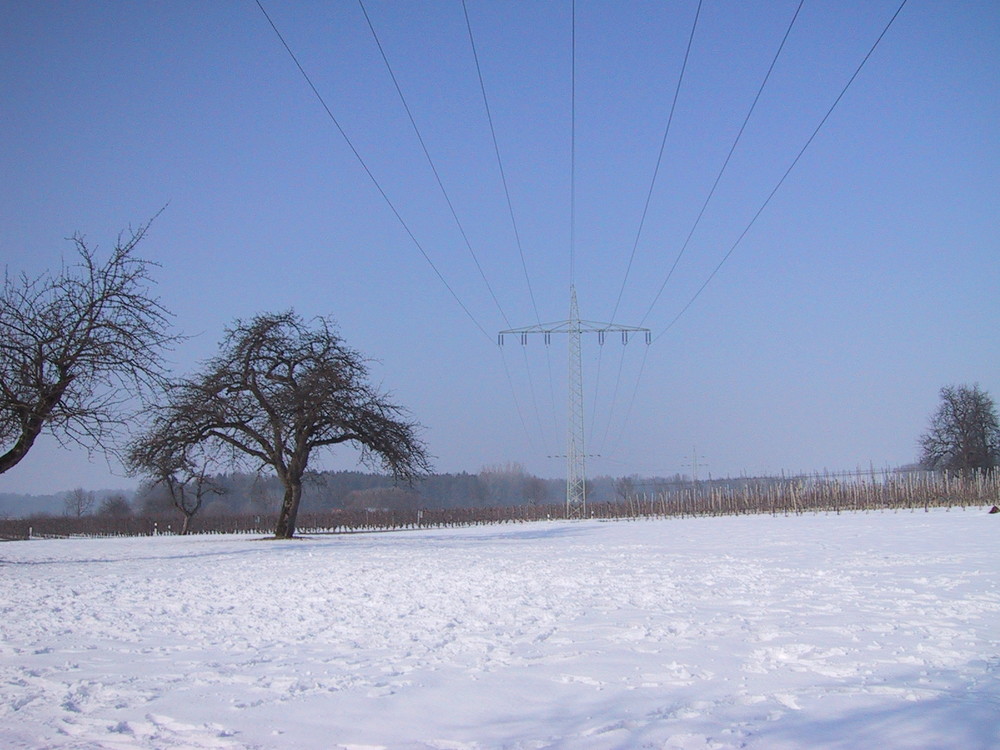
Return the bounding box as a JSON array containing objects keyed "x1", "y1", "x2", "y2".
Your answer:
[
  {"x1": 499, "y1": 319, "x2": 651, "y2": 345},
  {"x1": 500, "y1": 320, "x2": 649, "y2": 335}
]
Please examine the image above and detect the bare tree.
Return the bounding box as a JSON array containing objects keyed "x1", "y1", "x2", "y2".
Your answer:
[
  {"x1": 920, "y1": 384, "x2": 1000, "y2": 473},
  {"x1": 135, "y1": 480, "x2": 175, "y2": 516},
  {"x1": 97, "y1": 493, "x2": 133, "y2": 517},
  {"x1": 128, "y1": 425, "x2": 225, "y2": 535},
  {"x1": 479, "y1": 461, "x2": 529, "y2": 505},
  {"x1": 0, "y1": 219, "x2": 178, "y2": 475},
  {"x1": 613, "y1": 475, "x2": 638, "y2": 503},
  {"x1": 64, "y1": 486, "x2": 95, "y2": 517},
  {"x1": 142, "y1": 311, "x2": 430, "y2": 538},
  {"x1": 249, "y1": 477, "x2": 279, "y2": 515},
  {"x1": 522, "y1": 475, "x2": 549, "y2": 506}
]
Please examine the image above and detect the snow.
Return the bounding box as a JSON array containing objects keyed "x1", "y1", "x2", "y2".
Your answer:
[{"x1": 2, "y1": 509, "x2": 998, "y2": 749}]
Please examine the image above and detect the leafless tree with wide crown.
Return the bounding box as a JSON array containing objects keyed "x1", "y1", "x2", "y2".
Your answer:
[
  {"x1": 133, "y1": 310, "x2": 430, "y2": 538},
  {"x1": 919, "y1": 384, "x2": 1000, "y2": 474}
]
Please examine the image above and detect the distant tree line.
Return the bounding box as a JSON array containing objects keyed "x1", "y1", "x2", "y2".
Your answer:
[
  {"x1": 3, "y1": 467, "x2": 995, "y2": 542},
  {"x1": 131, "y1": 463, "x2": 566, "y2": 521},
  {"x1": 127, "y1": 463, "x2": 759, "y2": 525},
  {"x1": 61, "y1": 488, "x2": 136, "y2": 519}
]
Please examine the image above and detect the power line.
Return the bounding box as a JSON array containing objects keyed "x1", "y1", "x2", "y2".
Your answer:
[
  {"x1": 570, "y1": 0, "x2": 577, "y2": 287},
  {"x1": 587, "y1": 342, "x2": 605, "y2": 445},
  {"x1": 601, "y1": 0, "x2": 791, "y2": 460},
  {"x1": 520, "y1": 344, "x2": 556, "y2": 454},
  {"x1": 463, "y1": 0, "x2": 562, "y2": 455},
  {"x1": 596, "y1": 342, "x2": 633, "y2": 456},
  {"x1": 588, "y1": 335, "x2": 645, "y2": 460},
  {"x1": 603, "y1": 343, "x2": 651, "y2": 461},
  {"x1": 596, "y1": 1, "x2": 701, "y2": 466},
  {"x1": 253, "y1": 0, "x2": 491, "y2": 341},
  {"x1": 355, "y1": 0, "x2": 552, "y2": 452},
  {"x1": 639, "y1": 0, "x2": 805, "y2": 327},
  {"x1": 655, "y1": 0, "x2": 909, "y2": 342},
  {"x1": 462, "y1": 0, "x2": 541, "y2": 326},
  {"x1": 498, "y1": 346, "x2": 537, "y2": 454},
  {"x1": 358, "y1": 0, "x2": 512, "y2": 330},
  {"x1": 608, "y1": 0, "x2": 704, "y2": 324},
  {"x1": 544, "y1": 345, "x2": 560, "y2": 439}
]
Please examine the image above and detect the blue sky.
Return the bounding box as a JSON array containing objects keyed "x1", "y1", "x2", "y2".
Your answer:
[{"x1": 1, "y1": 1, "x2": 997, "y2": 495}]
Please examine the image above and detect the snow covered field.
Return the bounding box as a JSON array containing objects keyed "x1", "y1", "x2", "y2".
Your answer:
[{"x1": 2, "y1": 509, "x2": 998, "y2": 750}]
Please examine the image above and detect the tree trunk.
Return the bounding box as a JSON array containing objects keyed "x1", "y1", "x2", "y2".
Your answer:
[
  {"x1": 274, "y1": 478, "x2": 303, "y2": 539},
  {"x1": 0, "y1": 383, "x2": 70, "y2": 475},
  {"x1": 0, "y1": 420, "x2": 45, "y2": 475}
]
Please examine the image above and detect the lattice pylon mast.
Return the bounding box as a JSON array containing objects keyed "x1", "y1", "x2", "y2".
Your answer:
[
  {"x1": 566, "y1": 286, "x2": 586, "y2": 516},
  {"x1": 499, "y1": 284, "x2": 651, "y2": 518}
]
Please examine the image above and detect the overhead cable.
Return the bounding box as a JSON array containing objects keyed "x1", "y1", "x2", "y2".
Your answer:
[
  {"x1": 462, "y1": 0, "x2": 542, "y2": 325},
  {"x1": 640, "y1": 0, "x2": 806, "y2": 327},
  {"x1": 253, "y1": 0, "x2": 491, "y2": 341},
  {"x1": 570, "y1": 0, "x2": 577, "y2": 286},
  {"x1": 608, "y1": 0, "x2": 704, "y2": 324},
  {"x1": 463, "y1": 0, "x2": 561, "y2": 452},
  {"x1": 358, "y1": 0, "x2": 513, "y2": 329},
  {"x1": 655, "y1": 0, "x2": 909, "y2": 341},
  {"x1": 603, "y1": 344, "x2": 651, "y2": 461}
]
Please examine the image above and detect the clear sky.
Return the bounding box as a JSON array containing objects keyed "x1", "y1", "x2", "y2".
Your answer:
[{"x1": 1, "y1": 1, "x2": 997, "y2": 495}]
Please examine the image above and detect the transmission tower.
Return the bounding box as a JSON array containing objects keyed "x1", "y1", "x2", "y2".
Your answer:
[
  {"x1": 500, "y1": 285, "x2": 650, "y2": 518},
  {"x1": 682, "y1": 447, "x2": 708, "y2": 489}
]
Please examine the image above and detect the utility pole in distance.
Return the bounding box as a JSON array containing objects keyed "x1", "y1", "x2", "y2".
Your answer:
[
  {"x1": 499, "y1": 285, "x2": 650, "y2": 518},
  {"x1": 683, "y1": 447, "x2": 708, "y2": 492}
]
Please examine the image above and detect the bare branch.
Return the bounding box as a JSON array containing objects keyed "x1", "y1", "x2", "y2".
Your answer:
[{"x1": 0, "y1": 217, "x2": 182, "y2": 475}]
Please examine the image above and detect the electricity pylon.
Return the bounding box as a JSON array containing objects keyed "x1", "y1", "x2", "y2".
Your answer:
[{"x1": 499, "y1": 285, "x2": 650, "y2": 518}]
